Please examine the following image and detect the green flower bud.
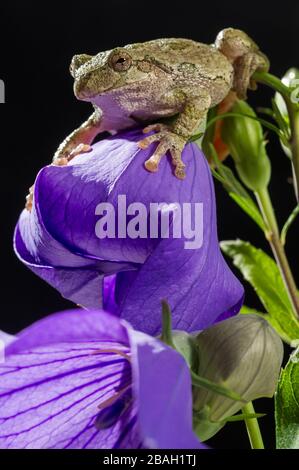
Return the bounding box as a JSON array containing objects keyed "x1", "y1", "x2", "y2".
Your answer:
[
  {"x1": 222, "y1": 100, "x2": 271, "y2": 190},
  {"x1": 193, "y1": 315, "x2": 283, "y2": 440},
  {"x1": 275, "y1": 68, "x2": 299, "y2": 116},
  {"x1": 274, "y1": 68, "x2": 299, "y2": 158}
]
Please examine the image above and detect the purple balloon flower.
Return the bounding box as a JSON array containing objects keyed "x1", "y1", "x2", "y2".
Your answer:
[
  {"x1": 0, "y1": 309, "x2": 202, "y2": 449},
  {"x1": 14, "y1": 128, "x2": 243, "y2": 334}
]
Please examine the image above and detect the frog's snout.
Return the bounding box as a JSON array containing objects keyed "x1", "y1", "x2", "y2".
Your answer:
[
  {"x1": 71, "y1": 54, "x2": 95, "y2": 101},
  {"x1": 70, "y1": 54, "x2": 93, "y2": 78},
  {"x1": 73, "y1": 74, "x2": 94, "y2": 100}
]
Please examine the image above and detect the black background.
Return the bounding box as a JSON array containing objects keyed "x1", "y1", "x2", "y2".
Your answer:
[{"x1": 0, "y1": 0, "x2": 298, "y2": 450}]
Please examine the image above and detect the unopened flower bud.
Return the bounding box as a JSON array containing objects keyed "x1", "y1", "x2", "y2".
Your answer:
[
  {"x1": 275, "y1": 68, "x2": 299, "y2": 158},
  {"x1": 221, "y1": 100, "x2": 271, "y2": 190},
  {"x1": 193, "y1": 315, "x2": 283, "y2": 438},
  {"x1": 276, "y1": 68, "x2": 299, "y2": 112}
]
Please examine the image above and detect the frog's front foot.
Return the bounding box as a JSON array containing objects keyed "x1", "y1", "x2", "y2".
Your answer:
[
  {"x1": 138, "y1": 123, "x2": 187, "y2": 180},
  {"x1": 53, "y1": 143, "x2": 92, "y2": 166},
  {"x1": 25, "y1": 185, "x2": 34, "y2": 211}
]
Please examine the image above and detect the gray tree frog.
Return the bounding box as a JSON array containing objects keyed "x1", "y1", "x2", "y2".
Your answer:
[{"x1": 53, "y1": 28, "x2": 269, "y2": 179}]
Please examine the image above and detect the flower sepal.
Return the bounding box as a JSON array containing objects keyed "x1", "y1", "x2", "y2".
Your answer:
[
  {"x1": 171, "y1": 331, "x2": 198, "y2": 370},
  {"x1": 193, "y1": 405, "x2": 225, "y2": 442}
]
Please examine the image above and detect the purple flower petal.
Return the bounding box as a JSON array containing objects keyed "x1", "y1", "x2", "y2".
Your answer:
[
  {"x1": 0, "y1": 309, "x2": 201, "y2": 449},
  {"x1": 0, "y1": 331, "x2": 15, "y2": 347},
  {"x1": 6, "y1": 309, "x2": 128, "y2": 355},
  {"x1": 14, "y1": 208, "x2": 134, "y2": 309},
  {"x1": 0, "y1": 341, "x2": 136, "y2": 448},
  {"x1": 128, "y1": 328, "x2": 203, "y2": 449},
  {"x1": 1, "y1": 311, "x2": 135, "y2": 448},
  {"x1": 15, "y1": 128, "x2": 243, "y2": 333}
]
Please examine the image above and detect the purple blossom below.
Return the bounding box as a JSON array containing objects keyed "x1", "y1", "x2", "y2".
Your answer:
[{"x1": 0, "y1": 309, "x2": 202, "y2": 449}]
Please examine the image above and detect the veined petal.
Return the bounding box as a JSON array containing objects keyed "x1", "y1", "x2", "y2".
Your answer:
[
  {"x1": 0, "y1": 309, "x2": 202, "y2": 449},
  {"x1": 0, "y1": 340, "x2": 136, "y2": 449},
  {"x1": 0, "y1": 310, "x2": 138, "y2": 449}
]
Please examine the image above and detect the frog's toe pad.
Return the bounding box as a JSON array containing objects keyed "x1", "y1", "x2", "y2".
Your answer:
[
  {"x1": 69, "y1": 143, "x2": 92, "y2": 159},
  {"x1": 53, "y1": 157, "x2": 69, "y2": 166},
  {"x1": 139, "y1": 129, "x2": 187, "y2": 180},
  {"x1": 144, "y1": 159, "x2": 159, "y2": 172},
  {"x1": 174, "y1": 165, "x2": 186, "y2": 180}
]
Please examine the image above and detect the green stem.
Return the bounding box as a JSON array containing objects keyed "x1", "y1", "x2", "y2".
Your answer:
[
  {"x1": 255, "y1": 187, "x2": 299, "y2": 320},
  {"x1": 242, "y1": 402, "x2": 264, "y2": 449},
  {"x1": 287, "y1": 108, "x2": 299, "y2": 201},
  {"x1": 253, "y1": 71, "x2": 291, "y2": 99},
  {"x1": 255, "y1": 186, "x2": 279, "y2": 235},
  {"x1": 253, "y1": 71, "x2": 299, "y2": 201}
]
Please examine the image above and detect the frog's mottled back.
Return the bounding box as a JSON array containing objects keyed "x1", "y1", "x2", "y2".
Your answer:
[{"x1": 123, "y1": 38, "x2": 233, "y2": 104}]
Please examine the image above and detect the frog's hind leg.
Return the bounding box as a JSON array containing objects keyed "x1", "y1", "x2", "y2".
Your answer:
[
  {"x1": 233, "y1": 51, "x2": 269, "y2": 100},
  {"x1": 215, "y1": 28, "x2": 269, "y2": 100}
]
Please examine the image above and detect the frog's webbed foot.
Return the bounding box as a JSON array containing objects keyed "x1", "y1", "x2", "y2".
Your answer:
[
  {"x1": 53, "y1": 143, "x2": 92, "y2": 166},
  {"x1": 233, "y1": 51, "x2": 270, "y2": 100},
  {"x1": 138, "y1": 123, "x2": 187, "y2": 180}
]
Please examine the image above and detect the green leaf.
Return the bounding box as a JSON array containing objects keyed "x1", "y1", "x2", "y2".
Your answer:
[
  {"x1": 209, "y1": 144, "x2": 266, "y2": 231},
  {"x1": 221, "y1": 240, "x2": 299, "y2": 344},
  {"x1": 275, "y1": 347, "x2": 299, "y2": 448},
  {"x1": 281, "y1": 205, "x2": 299, "y2": 246},
  {"x1": 229, "y1": 193, "x2": 266, "y2": 231}
]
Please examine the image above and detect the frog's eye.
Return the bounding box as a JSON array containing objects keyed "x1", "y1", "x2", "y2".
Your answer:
[{"x1": 108, "y1": 50, "x2": 132, "y2": 72}]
